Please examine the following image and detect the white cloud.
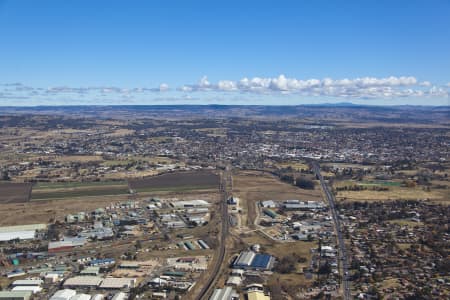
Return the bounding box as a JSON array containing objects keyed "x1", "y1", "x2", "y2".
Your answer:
[
  {"x1": 1, "y1": 76, "x2": 448, "y2": 103},
  {"x1": 179, "y1": 75, "x2": 448, "y2": 99},
  {"x1": 159, "y1": 83, "x2": 169, "y2": 92}
]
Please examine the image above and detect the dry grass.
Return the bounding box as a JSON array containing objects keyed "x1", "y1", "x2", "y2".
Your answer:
[
  {"x1": 0, "y1": 190, "x2": 219, "y2": 226},
  {"x1": 53, "y1": 155, "x2": 104, "y2": 162},
  {"x1": 275, "y1": 161, "x2": 310, "y2": 171},
  {"x1": 335, "y1": 186, "x2": 447, "y2": 202},
  {"x1": 233, "y1": 171, "x2": 323, "y2": 226},
  {"x1": 387, "y1": 219, "x2": 423, "y2": 227}
]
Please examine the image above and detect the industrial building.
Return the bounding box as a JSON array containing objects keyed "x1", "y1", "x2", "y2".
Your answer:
[
  {"x1": 170, "y1": 199, "x2": 210, "y2": 209},
  {"x1": 99, "y1": 277, "x2": 136, "y2": 289},
  {"x1": 80, "y1": 266, "x2": 101, "y2": 276},
  {"x1": 209, "y1": 286, "x2": 239, "y2": 300},
  {"x1": 233, "y1": 251, "x2": 274, "y2": 270},
  {"x1": 63, "y1": 276, "x2": 102, "y2": 288},
  {"x1": 70, "y1": 294, "x2": 91, "y2": 300},
  {"x1": 111, "y1": 292, "x2": 127, "y2": 300},
  {"x1": 246, "y1": 290, "x2": 271, "y2": 300},
  {"x1": 260, "y1": 200, "x2": 276, "y2": 208},
  {"x1": 11, "y1": 286, "x2": 42, "y2": 294},
  {"x1": 0, "y1": 291, "x2": 32, "y2": 300},
  {"x1": 50, "y1": 289, "x2": 77, "y2": 300},
  {"x1": 48, "y1": 237, "x2": 86, "y2": 252},
  {"x1": 0, "y1": 224, "x2": 46, "y2": 242},
  {"x1": 282, "y1": 200, "x2": 324, "y2": 210},
  {"x1": 11, "y1": 279, "x2": 43, "y2": 287}
]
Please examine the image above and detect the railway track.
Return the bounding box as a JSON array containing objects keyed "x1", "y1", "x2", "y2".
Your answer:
[
  {"x1": 312, "y1": 161, "x2": 351, "y2": 300},
  {"x1": 195, "y1": 167, "x2": 231, "y2": 300}
]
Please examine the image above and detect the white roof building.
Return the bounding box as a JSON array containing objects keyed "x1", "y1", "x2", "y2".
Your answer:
[
  {"x1": 99, "y1": 278, "x2": 136, "y2": 289},
  {"x1": 11, "y1": 286, "x2": 42, "y2": 294},
  {"x1": 171, "y1": 200, "x2": 210, "y2": 208},
  {"x1": 12, "y1": 279, "x2": 43, "y2": 286},
  {"x1": 111, "y1": 292, "x2": 127, "y2": 300},
  {"x1": 260, "y1": 200, "x2": 276, "y2": 208},
  {"x1": 50, "y1": 289, "x2": 77, "y2": 300},
  {"x1": 0, "y1": 224, "x2": 47, "y2": 241},
  {"x1": 70, "y1": 294, "x2": 91, "y2": 300},
  {"x1": 63, "y1": 276, "x2": 102, "y2": 288}
]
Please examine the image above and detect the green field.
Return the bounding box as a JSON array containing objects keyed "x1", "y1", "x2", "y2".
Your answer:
[
  {"x1": 34, "y1": 180, "x2": 127, "y2": 189},
  {"x1": 134, "y1": 185, "x2": 217, "y2": 193}
]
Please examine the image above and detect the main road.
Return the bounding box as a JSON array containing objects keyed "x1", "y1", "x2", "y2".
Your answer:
[
  {"x1": 195, "y1": 166, "x2": 231, "y2": 300},
  {"x1": 312, "y1": 161, "x2": 351, "y2": 300}
]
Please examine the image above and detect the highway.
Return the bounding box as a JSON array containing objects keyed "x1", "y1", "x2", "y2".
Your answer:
[
  {"x1": 195, "y1": 167, "x2": 231, "y2": 300},
  {"x1": 312, "y1": 161, "x2": 351, "y2": 300}
]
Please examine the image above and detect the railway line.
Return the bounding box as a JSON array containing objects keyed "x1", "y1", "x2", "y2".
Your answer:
[
  {"x1": 312, "y1": 161, "x2": 351, "y2": 300},
  {"x1": 195, "y1": 167, "x2": 231, "y2": 300}
]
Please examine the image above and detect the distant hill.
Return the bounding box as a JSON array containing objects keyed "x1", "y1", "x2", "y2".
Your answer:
[{"x1": 0, "y1": 104, "x2": 448, "y2": 125}]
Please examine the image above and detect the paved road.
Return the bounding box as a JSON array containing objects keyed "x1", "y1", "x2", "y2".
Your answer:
[
  {"x1": 195, "y1": 167, "x2": 231, "y2": 300},
  {"x1": 312, "y1": 161, "x2": 351, "y2": 300}
]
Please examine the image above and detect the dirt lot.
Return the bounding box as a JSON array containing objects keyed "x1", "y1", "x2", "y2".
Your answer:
[
  {"x1": 0, "y1": 190, "x2": 219, "y2": 226},
  {"x1": 0, "y1": 182, "x2": 32, "y2": 203},
  {"x1": 233, "y1": 171, "x2": 323, "y2": 227},
  {"x1": 128, "y1": 170, "x2": 219, "y2": 192},
  {"x1": 334, "y1": 181, "x2": 448, "y2": 203}
]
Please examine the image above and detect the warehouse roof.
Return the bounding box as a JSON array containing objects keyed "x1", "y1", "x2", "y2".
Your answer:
[
  {"x1": 0, "y1": 291, "x2": 32, "y2": 300},
  {"x1": 247, "y1": 290, "x2": 270, "y2": 300},
  {"x1": 50, "y1": 289, "x2": 77, "y2": 300},
  {"x1": 63, "y1": 276, "x2": 102, "y2": 287},
  {"x1": 80, "y1": 266, "x2": 100, "y2": 276},
  {"x1": 210, "y1": 286, "x2": 238, "y2": 300},
  {"x1": 70, "y1": 294, "x2": 91, "y2": 300},
  {"x1": 99, "y1": 277, "x2": 136, "y2": 289},
  {"x1": 250, "y1": 254, "x2": 272, "y2": 269},
  {"x1": 171, "y1": 200, "x2": 210, "y2": 208},
  {"x1": 12, "y1": 279, "x2": 43, "y2": 286},
  {"x1": 0, "y1": 231, "x2": 36, "y2": 241},
  {"x1": 11, "y1": 286, "x2": 42, "y2": 294},
  {"x1": 0, "y1": 224, "x2": 46, "y2": 233}
]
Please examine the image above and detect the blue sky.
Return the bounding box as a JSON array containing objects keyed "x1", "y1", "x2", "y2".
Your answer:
[{"x1": 0, "y1": 0, "x2": 449, "y2": 105}]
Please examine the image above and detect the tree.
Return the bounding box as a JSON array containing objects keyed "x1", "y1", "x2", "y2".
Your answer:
[{"x1": 295, "y1": 177, "x2": 315, "y2": 189}]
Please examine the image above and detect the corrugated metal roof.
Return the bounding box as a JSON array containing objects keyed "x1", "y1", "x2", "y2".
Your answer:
[
  {"x1": 0, "y1": 231, "x2": 36, "y2": 241},
  {"x1": 12, "y1": 279, "x2": 43, "y2": 286},
  {"x1": 63, "y1": 276, "x2": 102, "y2": 287},
  {"x1": 247, "y1": 290, "x2": 270, "y2": 300},
  {"x1": 50, "y1": 289, "x2": 77, "y2": 300},
  {"x1": 99, "y1": 278, "x2": 135, "y2": 289},
  {"x1": 0, "y1": 291, "x2": 32, "y2": 300},
  {"x1": 0, "y1": 224, "x2": 46, "y2": 233},
  {"x1": 70, "y1": 294, "x2": 91, "y2": 300}
]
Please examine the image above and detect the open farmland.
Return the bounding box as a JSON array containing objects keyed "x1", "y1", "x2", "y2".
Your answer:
[
  {"x1": 333, "y1": 179, "x2": 448, "y2": 203},
  {"x1": 128, "y1": 170, "x2": 219, "y2": 193},
  {"x1": 0, "y1": 182, "x2": 32, "y2": 203},
  {"x1": 31, "y1": 180, "x2": 129, "y2": 200}
]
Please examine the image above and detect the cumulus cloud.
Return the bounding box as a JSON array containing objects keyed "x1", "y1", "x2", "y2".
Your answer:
[
  {"x1": 1, "y1": 76, "x2": 448, "y2": 103},
  {"x1": 159, "y1": 83, "x2": 169, "y2": 92},
  {"x1": 179, "y1": 75, "x2": 447, "y2": 99}
]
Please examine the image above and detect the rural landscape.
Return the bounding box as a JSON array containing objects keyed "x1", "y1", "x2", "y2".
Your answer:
[
  {"x1": 0, "y1": 105, "x2": 448, "y2": 300},
  {"x1": 1, "y1": 1, "x2": 449, "y2": 299}
]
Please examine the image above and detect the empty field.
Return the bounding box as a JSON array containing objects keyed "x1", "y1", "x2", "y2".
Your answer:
[
  {"x1": 334, "y1": 185, "x2": 447, "y2": 202},
  {"x1": 233, "y1": 171, "x2": 323, "y2": 227},
  {"x1": 31, "y1": 181, "x2": 129, "y2": 200},
  {"x1": 0, "y1": 182, "x2": 32, "y2": 203},
  {"x1": 128, "y1": 171, "x2": 219, "y2": 192}
]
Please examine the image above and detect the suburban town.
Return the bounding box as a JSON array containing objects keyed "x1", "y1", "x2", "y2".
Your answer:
[{"x1": 0, "y1": 105, "x2": 448, "y2": 300}]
